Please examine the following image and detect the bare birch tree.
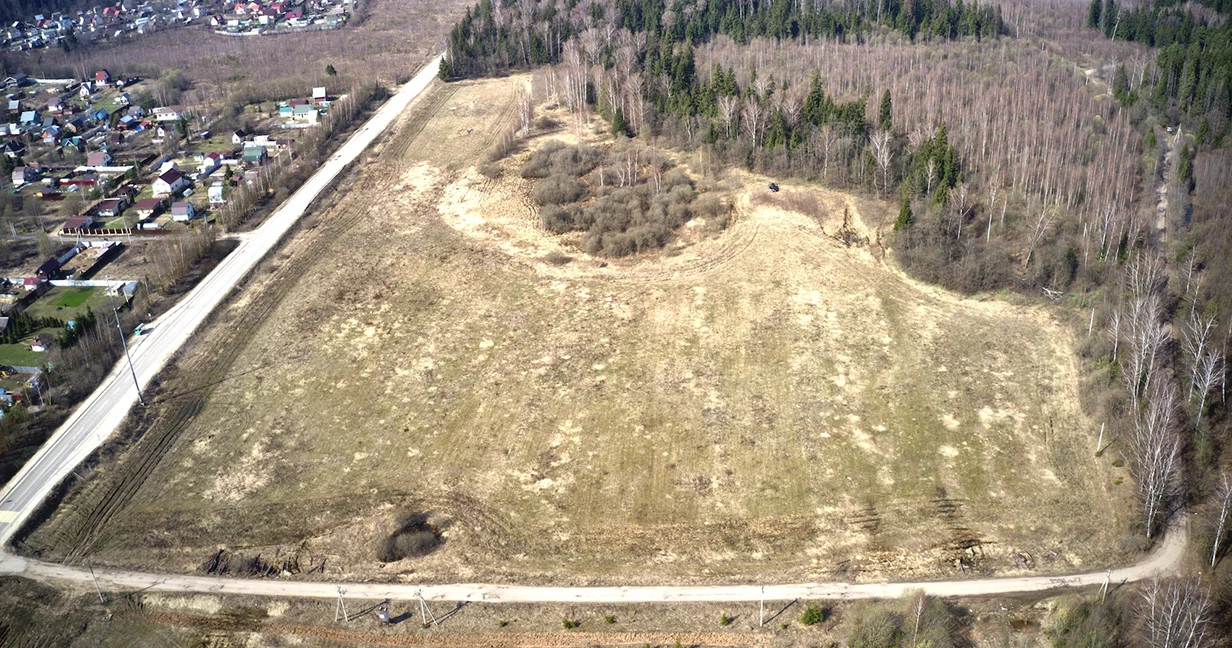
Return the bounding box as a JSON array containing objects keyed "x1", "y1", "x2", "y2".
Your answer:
[
  {"x1": 1138, "y1": 578, "x2": 1213, "y2": 648},
  {"x1": 1211, "y1": 473, "x2": 1232, "y2": 567},
  {"x1": 1131, "y1": 381, "x2": 1182, "y2": 539},
  {"x1": 870, "y1": 129, "x2": 893, "y2": 195}
]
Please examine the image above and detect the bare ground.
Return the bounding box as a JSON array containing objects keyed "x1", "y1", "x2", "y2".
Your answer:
[{"x1": 22, "y1": 76, "x2": 1134, "y2": 587}]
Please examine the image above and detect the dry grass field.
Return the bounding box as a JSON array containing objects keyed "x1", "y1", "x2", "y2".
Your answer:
[{"x1": 24, "y1": 75, "x2": 1134, "y2": 585}]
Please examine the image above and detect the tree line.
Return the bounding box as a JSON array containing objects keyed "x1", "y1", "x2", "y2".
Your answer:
[{"x1": 441, "y1": 0, "x2": 1004, "y2": 79}]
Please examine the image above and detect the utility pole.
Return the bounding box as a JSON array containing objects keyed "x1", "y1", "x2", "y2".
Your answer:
[
  {"x1": 334, "y1": 587, "x2": 349, "y2": 622},
  {"x1": 759, "y1": 586, "x2": 765, "y2": 627},
  {"x1": 88, "y1": 565, "x2": 106, "y2": 604},
  {"x1": 1100, "y1": 568, "x2": 1111, "y2": 602},
  {"x1": 106, "y1": 275, "x2": 144, "y2": 406},
  {"x1": 416, "y1": 591, "x2": 438, "y2": 627}
]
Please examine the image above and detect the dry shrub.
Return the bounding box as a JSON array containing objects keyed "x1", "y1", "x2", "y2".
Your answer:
[
  {"x1": 521, "y1": 141, "x2": 601, "y2": 179},
  {"x1": 486, "y1": 128, "x2": 519, "y2": 163},
  {"x1": 692, "y1": 193, "x2": 731, "y2": 232},
  {"x1": 783, "y1": 189, "x2": 824, "y2": 222},
  {"x1": 376, "y1": 512, "x2": 443, "y2": 563},
  {"x1": 533, "y1": 174, "x2": 587, "y2": 205},
  {"x1": 541, "y1": 204, "x2": 583, "y2": 233},
  {"x1": 535, "y1": 115, "x2": 561, "y2": 131},
  {"x1": 478, "y1": 161, "x2": 503, "y2": 179},
  {"x1": 526, "y1": 142, "x2": 730, "y2": 257}
]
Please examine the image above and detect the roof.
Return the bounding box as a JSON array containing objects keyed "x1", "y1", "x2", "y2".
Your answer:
[
  {"x1": 133, "y1": 198, "x2": 162, "y2": 210},
  {"x1": 170, "y1": 201, "x2": 193, "y2": 214},
  {"x1": 97, "y1": 198, "x2": 123, "y2": 209},
  {"x1": 158, "y1": 168, "x2": 185, "y2": 184},
  {"x1": 62, "y1": 215, "x2": 92, "y2": 229}
]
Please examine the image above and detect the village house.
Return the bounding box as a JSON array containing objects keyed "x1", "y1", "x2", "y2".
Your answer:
[
  {"x1": 170, "y1": 201, "x2": 195, "y2": 221},
  {"x1": 86, "y1": 150, "x2": 112, "y2": 166},
  {"x1": 153, "y1": 168, "x2": 189, "y2": 196},
  {"x1": 208, "y1": 183, "x2": 225, "y2": 204},
  {"x1": 30, "y1": 332, "x2": 55, "y2": 352},
  {"x1": 132, "y1": 197, "x2": 163, "y2": 219},
  {"x1": 96, "y1": 198, "x2": 125, "y2": 217},
  {"x1": 11, "y1": 164, "x2": 39, "y2": 184},
  {"x1": 197, "y1": 151, "x2": 223, "y2": 177},
  {"x1": 61, "y1": 214, "x2": 95, "y2": 233},
  {"x1": 241, "y1": 144, "x2": 267, "y2": 165},
  {"x1": 152, "y1": 105, "x2": 185, "y2": 122}
]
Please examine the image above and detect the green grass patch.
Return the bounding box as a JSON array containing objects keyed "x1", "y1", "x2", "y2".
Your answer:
[
  {"x1": 0, "y1": 327, "x2": 59, "y2": 367},
  {"x1": 0, "y1": 344, "x2": 42, "y2": 367},
  {"x1": 24, "y1": 287, "x2": 107, "y2": 322}
]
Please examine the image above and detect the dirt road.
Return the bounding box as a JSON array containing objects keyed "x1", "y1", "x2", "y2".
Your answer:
[{"x1": 0, "y1": 519, "x2": 1185, "y2": 602}]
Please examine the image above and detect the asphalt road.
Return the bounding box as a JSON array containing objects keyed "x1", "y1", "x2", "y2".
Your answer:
[{"x1": 0, "y1": 54, "x2": 443, "y2": 546}]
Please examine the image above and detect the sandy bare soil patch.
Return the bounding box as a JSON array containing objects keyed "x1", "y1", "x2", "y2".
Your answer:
[{"x1": 25, "y1": 75, "x2": 1133, "y2": 586}]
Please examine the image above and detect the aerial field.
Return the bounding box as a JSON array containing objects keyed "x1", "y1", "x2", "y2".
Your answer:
[{"x1": 26, "y1": 75, "x2": 1133, "y2": 585}]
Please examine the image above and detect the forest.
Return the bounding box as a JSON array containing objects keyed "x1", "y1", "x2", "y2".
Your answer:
[{"x1": 443, "y1": 0, "x2": 1232, "y2": 640}]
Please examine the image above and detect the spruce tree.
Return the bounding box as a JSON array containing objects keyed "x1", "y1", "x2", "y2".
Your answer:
[
  {"x1": 895, "y1": 196, "x2": 914, "y2": 230},
  {"x1": 1087, "y1": 0, "x2": 1101, "y2": 29},
  {"x1": 611, "y1": 108, "x2": 629, "y2": 136},
  {"x1": 879, "y1": 89, "x2": 892, "y2": 130}
]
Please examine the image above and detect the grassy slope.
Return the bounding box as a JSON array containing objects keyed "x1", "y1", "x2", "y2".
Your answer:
[{"x1": 35, "y1": 78, "x2": 1131, "y2": 585}]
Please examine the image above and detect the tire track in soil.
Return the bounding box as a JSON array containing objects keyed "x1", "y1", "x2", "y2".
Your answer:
[
  {"x1": 147, "y1": 612, "x2": 757, "y2": 647},
  {"x1": 388, "y1": 82, "x2": 458, "y2": 166},
  {"x1": 54, "y1": 193, "x2": 374, "y2": 564},
  {"x1": 37, "y1": 107, "x2": 437, "y2": 564}
]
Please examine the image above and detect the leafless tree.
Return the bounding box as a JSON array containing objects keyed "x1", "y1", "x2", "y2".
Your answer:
[
  {"x1": 1131, "y1": 381, "x2": 1182, "y2": 539},
  {"x1": 1120, "y1": 254, "x2": 1169, "y2": 411},
  {"x1": 717, "y1": 95, "x2": 739, "y2": 139},
  {"x1": 909, "y1": 590, "x2": 927, "y2": 647},
  {"x1": 1138, "y1": 578, "x2": 1213, "y2": 648},
  {"x1": 818, "y1": 124, "x2": 837, "y2": 180},
  {"x1": 516, "y1": 88, "x2": 534, "y2": 137},
  {"x1": 870, "y1": 129, "x2": 893, "y2": 195},
  {"x1": 1211, "y1": 473, "x2": 1232, "y2": 567},
  {"x1": 1023, "y1": 202, "x2": 1057, "y2": 269},
  {"x1": 949, "y1": 183, "x2": 971, "y2": 241},
  {"x1": 741, "y1": 100, "x2": 764, "y2": 146},
  {"x1": 1182, "y1": 307, "x2": 1219, "y2": 401}
]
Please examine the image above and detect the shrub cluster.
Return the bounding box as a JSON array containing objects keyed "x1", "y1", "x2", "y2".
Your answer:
[
  {"x1": 522, "y1": 142, "x2": 729, "y2": 257},
  {"x1": 376, "y1": 512, "x2": 443, "y2": 563}
]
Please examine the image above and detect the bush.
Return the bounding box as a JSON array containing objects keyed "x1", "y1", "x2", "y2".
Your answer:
[
  {"x1": 562, "y1": 618, "x2": 580, "y2": 629},
  {"x1": 541, "y1": 204, "x2": 584, "y2": 234},
  {"x1": 375, "y1": 513, "x2": 442, "y2": 562},
  {"x1": 521, "y1": 141, "x2": 602, "y2": 179},
  {"x1": 800, "y1": 604, "x2": 827, "y2": 626},
  {"x1": 520, "y1": 141, "x2": 567, "y2": 178},
  {"x1": 719, "y1": 613, "x2": 732, "y2": 626},
  {"x1": 1045, "y1": 595, "x2": 1122, "y2": 647},
  {"x1": 846, "y1": 604, "x2": 902, "y2": 648},
  {"x1": 533, "y1": 174, "x2": 587, "y2": 206},
  {"x1": 523, "y1": 141, "x2": 728, "y2": 257}
]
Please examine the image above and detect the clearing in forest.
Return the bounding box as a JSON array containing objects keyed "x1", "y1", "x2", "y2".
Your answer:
[{"x1": 25, "y1": 75, "x2": 1132, "y2": 584}]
